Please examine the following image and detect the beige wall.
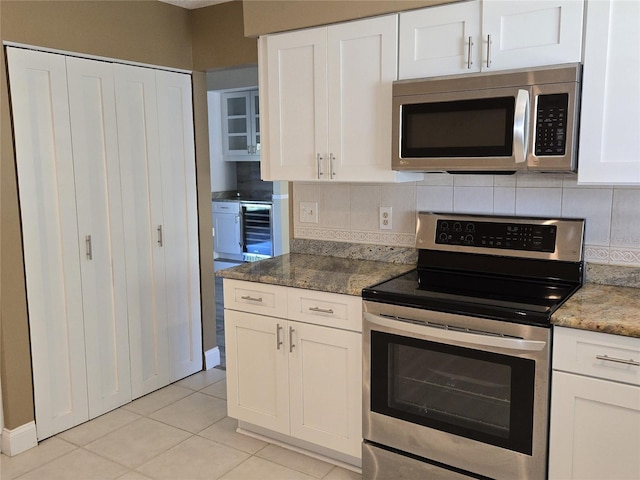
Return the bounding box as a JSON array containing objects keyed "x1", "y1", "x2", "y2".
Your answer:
[
  {"x1": 191, "y1": 0, "x2": 257, "y2": 71},
  {"x1": 0, "y1": 0, "x2": 216, "y2": 431},
  {"x1": 243, "y1": 0, "x2": 457, "y2": 37}
]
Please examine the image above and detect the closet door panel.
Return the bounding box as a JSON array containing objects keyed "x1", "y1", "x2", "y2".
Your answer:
[
  {"x1": 114, "y1": 64, "x2": 170, "y2": 398},
  {"x1": 156, "y1": 71, "x2": 202, "y2": 381},
  {"x1": 6, "y1": 47, "x2": 88, "y2": 440},
  {"x1": 66, "y1": 57, "x2": 131, "y2": 416}
]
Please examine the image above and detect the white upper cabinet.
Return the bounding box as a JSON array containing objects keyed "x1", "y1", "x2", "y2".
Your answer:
[
  {"x1": 261, "y1": 15, "x2": 422, "y2": 183},
  {"x1": 399, "y1": 0, "x2": 584, "y2": 79},
  {"x1": 221, "y1": 89, "x2": 260, "y2": 161},
  {"x1": 399, "y1": 1, "x2": 481, "y2": 78},
  {"x1": 577, "y1": 0, "x2": 640, "y2": 184}
]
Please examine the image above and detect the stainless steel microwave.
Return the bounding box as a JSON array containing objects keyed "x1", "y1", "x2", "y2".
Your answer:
[{"x1": 392, "y1": 64, "x2": 581, "y2": 173}]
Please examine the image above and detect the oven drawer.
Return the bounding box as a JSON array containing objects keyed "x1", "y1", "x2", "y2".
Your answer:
[
  {"x1": 363, "y1": 443, "x2": 471, "y2": 480},
  {"x1": 223, "y1": 279, "x2": 288, "y2": 318},
  {"x1": 553, "y1": 327, "x2": 640, "y2": 386},
  {"x1": 288, "y1": 288, "x2": 362, "y2": 332}
]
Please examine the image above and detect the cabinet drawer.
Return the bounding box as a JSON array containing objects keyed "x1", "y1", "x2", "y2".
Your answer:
[
  {"x1": 287, "y1": 288, "x2": 362, "y2": 332},
  {"x1": 223, "y1": 279, "x2": 288, "y2": 318},
  {"x1": 213, "y1": 201, "x2": 239, "y2": 214},
  {"x1": 553, "y1": 327, "x2": 640, "y2": 386}
]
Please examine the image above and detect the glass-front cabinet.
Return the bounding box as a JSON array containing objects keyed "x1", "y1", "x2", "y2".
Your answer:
[{"x1": 221, "y1": 89, "x2": 260, "y2": 160}]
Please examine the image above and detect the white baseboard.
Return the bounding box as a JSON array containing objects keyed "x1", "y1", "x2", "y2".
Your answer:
[
  {"x1": 2, "y1": 421, "x2": 38, "y2": 457},
  {"x1": 204, "y1": 347, "x2": 221, "y2": 370}
]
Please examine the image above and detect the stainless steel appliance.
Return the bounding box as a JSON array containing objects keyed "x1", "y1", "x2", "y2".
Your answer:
[
  {"x1": 392, "y1": 64, "x2": 581, "y2": 173},
  {"x1": 240, "y1": 202, "x2": 273, "y2": 262},
  {"x1": 362, "y1": 212, "x2": 585, "y2": 480}
]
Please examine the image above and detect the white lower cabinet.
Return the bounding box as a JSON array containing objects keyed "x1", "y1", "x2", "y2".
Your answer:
[
  {"x1": 549, "y1": 327, "x2": 640, "y2": 479},
  {"x1": 224, "y1": 279, "x2": 362, "y2": 461}
]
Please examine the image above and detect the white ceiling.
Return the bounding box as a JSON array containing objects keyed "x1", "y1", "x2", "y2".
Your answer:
[{"x1": 158, "y1": 0, "x2": 231, "y2": 9}]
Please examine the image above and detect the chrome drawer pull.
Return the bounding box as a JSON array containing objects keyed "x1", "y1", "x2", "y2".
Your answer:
[
  {"x1": 289, "y1": 326, "x2": 295, "y2": 353},
  {"x1": 85, "y1": 235, "x2": 93, "y2": 260},
  {"x1": 309, "y1": 306, "x2": 334, "y2": 314},
  {"x1": 276, "y1": 323, "x2": 283, "y2": 350},
  {"x1": 596, "y1": 354, "x2": 640, "y2": 367},
  {"x1": 240, "y1": 295, "x2": 263, "y2": 302}
]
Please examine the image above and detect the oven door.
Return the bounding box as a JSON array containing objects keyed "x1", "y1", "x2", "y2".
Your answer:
[{"x1": 363, "y1": 301, "x2": 551, "y2": 480}]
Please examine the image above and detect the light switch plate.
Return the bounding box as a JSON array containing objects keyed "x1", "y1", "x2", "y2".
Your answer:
[{"x1": 300, "y1": 202, "x2": 318, "y2": 223}]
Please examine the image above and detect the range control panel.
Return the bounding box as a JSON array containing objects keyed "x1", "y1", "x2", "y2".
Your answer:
[{"x1": 435, "y1": 219, "x2": 557, "y2": 252}]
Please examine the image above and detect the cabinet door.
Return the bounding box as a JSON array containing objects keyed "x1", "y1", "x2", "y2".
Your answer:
[
  {"x1": 265, "y1": 27, "x2": 328, "y2": 180},
  {"x1": 251, "y1": 90, "x2": 260, "y2": 155},
  {"x1": 289, "y1": 322, "x2": 362, "y2": 458},
  {"x1": 66, "y1": 57, "x2": 132, "y2": 418},
  {"x1": 225, "y1": 310, "x2": 290, "y2": 434},
  {"x1": 482, "y1": 0, "x2": 583, "y2": 71},
  {"x1": 399, "y1": 1, "x2": 481, "y2": 79},
  {"x1": 213, "y1": 212, "x2": 242, "y2": 257},
  {"x1": 577, "y1": 0, "x2": 640, "y2": 184},
  {"x1": 7, "y1": 47, "x2": 89, "y2": 440},
  {"x1": 222, "y1": 91, "x2": 253, "y2": 158},
  {"x1": 549, "y1": 371, "x2": 640, "y2": 479},
  {"x1": 156, "y1": 70, "x2": 203, "y2": 382},
  {"x1": 327, "y1": 15, "x2": 403, "y2": 182},
  {"x1": 114, "y1": 64, "x2": 171, "y2": 399}
]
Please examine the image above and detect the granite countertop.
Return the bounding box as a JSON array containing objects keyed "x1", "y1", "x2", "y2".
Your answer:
[
  {"x1": 212, "y1": 191, "x2": 272, "y2": 203},
  {"x1": 552, "y1": 283, "x2": 640, "y2": 339},
  {"x1": 215, "y1": 253, "x2": 414, "y2": 296}
]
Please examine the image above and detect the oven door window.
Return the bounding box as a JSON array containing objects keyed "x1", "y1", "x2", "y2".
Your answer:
[
  {"x1": 401, "y1": 97, "x2": 515, "y2": 158},
  {"x1": 370, "y1": 331, "x2": 535, "y2": 454}
]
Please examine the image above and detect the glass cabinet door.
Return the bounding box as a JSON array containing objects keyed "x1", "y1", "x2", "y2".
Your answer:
[{"x1": 222, "y1": 90, "x2": 260, "y2": 159}]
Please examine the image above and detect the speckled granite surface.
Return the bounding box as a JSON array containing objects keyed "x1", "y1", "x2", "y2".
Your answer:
[
  {"x1": 552, "y1": 284, "x2": 640, "y2": 338},
  {"x1": 217, "y1": 237, "x2": 640, "y2": 337},
  {"x1": 215, "y1": 253, "x2": 414, "y2": 296},
  {"x1": 290, "y1": 238, "x2": 417, "y2": 264}
]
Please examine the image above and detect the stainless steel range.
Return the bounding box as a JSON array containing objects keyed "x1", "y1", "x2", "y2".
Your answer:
[{"x1": 362, "y1": 212, "x2": 585, "y2": 480}]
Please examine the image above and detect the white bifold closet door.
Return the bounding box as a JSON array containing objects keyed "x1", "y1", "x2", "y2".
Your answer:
[
  {"x1": 114, "y1": 65, "x2": 202, "y2": 399},
  {"x1": 7, "y1": 47, "x2": 131, "y2": 439},
  {"x1": 66, "y1": 56, "x2": 132, "y2": 418},
  {"x1": 8, "y1": 48, "x2": 89, "y2": 441},
  {"x1": 9, "y1": 47, "x2": 202, "y2": 440}
]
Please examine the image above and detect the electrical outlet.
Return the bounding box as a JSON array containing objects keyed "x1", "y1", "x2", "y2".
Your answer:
[
  {"x1": 379, "y1": 206, "x2": 392, "y2": 230},
  {"x1": 300, "y1": 202, "x2": 318, "y2": 223}
]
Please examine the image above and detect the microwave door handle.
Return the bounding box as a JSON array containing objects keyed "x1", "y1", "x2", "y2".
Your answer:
[
  {"x1": 364, "y1": 312, "x2": 546, "y2": 352},
  {"x1": 514, "y1": 89, "x2": 530, "y2": 164}
]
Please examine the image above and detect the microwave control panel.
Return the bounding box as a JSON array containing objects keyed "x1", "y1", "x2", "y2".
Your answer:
[
  {"x1": 435, "y1": 220, "x2": 557, "y2": 253},
  {"x1": 534, "y1": 93, "x2": 569, "y2": 157}
]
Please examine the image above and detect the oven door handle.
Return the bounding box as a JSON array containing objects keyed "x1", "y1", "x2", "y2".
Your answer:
[{"x1": 364, "y1": 312, "x2": 546, "y2": 352}]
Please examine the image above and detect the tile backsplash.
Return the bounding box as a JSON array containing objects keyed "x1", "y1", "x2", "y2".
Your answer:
[{"x1": 293, "y1": 174, "x2": 640, "y2": 267}]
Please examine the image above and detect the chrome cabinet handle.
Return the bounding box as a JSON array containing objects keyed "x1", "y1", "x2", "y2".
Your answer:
[
  {"x1": 596, "y1": 354, "x2": 640, "y2": 367},
  {"x1": 330, "y1": 153, "x2": 336, "y2": 179},
  {"x1": 240, "y1": 295, "x2": 263, "y2": 302},
  {"x1": 85, "y1": 235, "x2": 92, "y2": 260},
  {"x1": 309, "y1": 306, "x2": 334, "y2": 314},
  {"x1": 289, "y1": 326, "x2": 295, "y2": 353},
  {"x1": 467, "y1": 36, "x2": 474, "y2": 69},
  {"x1": 157, "y1": 225, "x2": 163, "y2": 246},
  {"x1": 276, "y1": 323, "x2": 283, "y2": 350},
  {"x1": 486, "y1": 34, "x2": 492, "y2": 68},
  {"x1": 317, "y1": 153, "x2": 324, "y2": 179}
]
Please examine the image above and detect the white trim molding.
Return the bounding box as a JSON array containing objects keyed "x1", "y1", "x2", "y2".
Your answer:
[
  {"x1": 585, "y1": 245, "x2": 640, "y2": 267},
  {"x1": 204, "y1": 347, "x2": 221, "y2": 370},
  {"x1": 1, "y1": 421, "x2": 38, "y2": 457}
]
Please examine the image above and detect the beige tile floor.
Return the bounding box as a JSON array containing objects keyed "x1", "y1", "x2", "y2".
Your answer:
[{"x1": 0, "y1": 369, "x2": 362, "y2": 480}]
